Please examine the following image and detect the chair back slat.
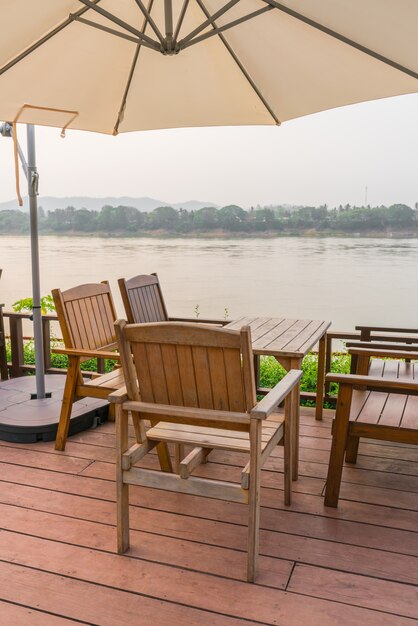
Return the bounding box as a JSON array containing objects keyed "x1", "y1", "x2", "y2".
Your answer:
[
  {"x1": 118, "y1": 273, "x2": 169, "y2": 324},
  {"x1": 120, "y1": 322, "x2": 256, "y2": 414},
  {"x1": 52, "y1": 282, "x2": 117, "y2": 350}
]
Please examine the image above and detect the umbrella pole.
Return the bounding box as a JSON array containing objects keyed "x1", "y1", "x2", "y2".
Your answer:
[{"x1": 27, "y1": 124, "x2": 46, "y2": 399}]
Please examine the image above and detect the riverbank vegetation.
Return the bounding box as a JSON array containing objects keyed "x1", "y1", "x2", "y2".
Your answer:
[{"x1": 1, "y1": 202, "x2": 417, "y2": 236}]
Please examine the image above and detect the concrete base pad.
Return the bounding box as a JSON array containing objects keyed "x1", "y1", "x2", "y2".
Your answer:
[{"x1": 0, "y1": 375, "x2": 108, "y2": 443}]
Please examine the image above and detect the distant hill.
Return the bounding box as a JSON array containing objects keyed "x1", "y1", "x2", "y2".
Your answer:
[{"x1": 0, "y1": 196, "x2": 219, "y2": 213}]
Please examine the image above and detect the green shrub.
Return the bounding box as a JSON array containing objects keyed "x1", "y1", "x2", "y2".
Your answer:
[{"x1": 258, "y1": 353, "x2": 350, "y2": 406}]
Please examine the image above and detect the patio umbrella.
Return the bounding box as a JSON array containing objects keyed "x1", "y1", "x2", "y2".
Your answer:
[{"x1": 0, "y1": 0, "x2": 417, "y2": 399}]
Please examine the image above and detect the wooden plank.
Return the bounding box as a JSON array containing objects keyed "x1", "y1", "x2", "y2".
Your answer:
[
  {"x1": 353, "y1": 391, "x2": 388, "y2": 425},
  {"x1": 401, "y1": 395, "x2": 418, "y2": 429},
  {"x1": 144, "y1": 343, "x2": 169, "y2": 404},
  {"x1": 179, "y1": 447, "x2": 211, "y2": 478},
  {"x1": 249, "y1": 318, "x2": 293, "y2": 346},
  {"x1": 272, "y1": 319, "x2": 316, "y2": 352},
  {"x1": 192, "y1": 346, "x2": 214, "y2": 408},
  {"x1": 147, "y1": 425, "x2": 255, "y2": 451},
  {"x1": 223, "y1": 347, "x2": 246, "y2": 412},
  {"x1": 124, "y1": 467, "x2": 249, "y2": 503},
  {"x1": 0, "y1": 601, "x2": 83, "y2": 625},
  {"x1": 1, "y1": 470, "x2": 417, "y2": 569},
  {"x1": 296, "y1": 321, "x2": 331, "y2": 355},
  {"x1": 207, "y1": 347, "x2": 230, "y2": 410},
  {"x1": 0, "y1": 502, "x2": 293, "y2": 588},
  {"x1": 288, "y1": 564, "x2": 418, "y2": 620},
  {"x1": 0, "y1": 532, "x2": 411, "y2": 626},
  {"x1": 124, "y1": 323, "x2": 241, "y2": 349},
  {"x1": 160, "y1": 343, "x2": 183, "y2": 405},
  {"x1": 176, "y1": 344, "x2": 199, "y2": 407},
  {"x1": 251, "y1": 318, "x2": 297, "y2": 351},
  {"x1": 0, "y1": 560, "x2": 257, "y2": 626}
]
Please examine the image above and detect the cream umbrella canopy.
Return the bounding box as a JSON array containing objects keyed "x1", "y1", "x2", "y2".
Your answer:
[
  {"x1": 0, "y1": 0, "x2": 417, "y2": 400},
  {"x1": 0, "y1": 0, "x2": 417, "y2": 133}
]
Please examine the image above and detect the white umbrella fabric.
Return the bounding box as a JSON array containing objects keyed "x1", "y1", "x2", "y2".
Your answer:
[
  {"x1": 0, "y1": 0, "x2": 417, "y2": 400},
  {"x1": 0, "y1": 0, "x2": 417, "y2": 133}
]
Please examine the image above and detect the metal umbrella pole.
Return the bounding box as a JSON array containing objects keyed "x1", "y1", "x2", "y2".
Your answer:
[{"x1": 0, "y1": 122, "x2": 45, "y2": 398}]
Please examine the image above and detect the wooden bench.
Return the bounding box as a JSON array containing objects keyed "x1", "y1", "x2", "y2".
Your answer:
[{"x1": 324, "y1": 346, "x2": 418, "y2": 507}]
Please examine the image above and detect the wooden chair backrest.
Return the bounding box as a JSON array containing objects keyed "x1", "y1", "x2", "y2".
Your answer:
[
  {"x1": 118, "y1": 273, "x2": 168, "y2": 324},
  {"x1": 52, "y1": 282, "x2": 118, "y2": 350},
  {"x1": 116, "y1": 321, "x2": 257, "y2": 415}
]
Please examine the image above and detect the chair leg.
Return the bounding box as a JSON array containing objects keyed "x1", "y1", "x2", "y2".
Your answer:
[
  {"x1": 148, "y1": 419, "x2": 173, "y2": 472},
  {"x1": 324, "y1": 384, "x2": 352, "y2": 507},
  {"x1": 283, "y1": 395, "x2": 293, "y2": 506},
  {"x1": 174, "y1": 443, "x2": 185, "y2": 473},
  {"x1": 345, "y1": 434, "x2": 360, "y2": 464},
  {"x1": 247, "y1": 419, "x2": 262, "y2": 583},
  {"x1": 156, "y1": 442, "x2": 173, "y2": 473},
  {"x1": 116, "y1": 404, "x2": 130, "y2": 553},
  {"x1": 107, "y1": 402, "x2": 116, "y2": 422},
  {"x1": 55, "y1": 356, "x2": 80, "y2": 451},
  {"x1": 290, "y1": 357, "x2": 301, "y2": 480}
]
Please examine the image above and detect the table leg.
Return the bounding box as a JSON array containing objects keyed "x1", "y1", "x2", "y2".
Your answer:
[{"x1": 315, "y1": 333, "x2": 327, "y2": 421}]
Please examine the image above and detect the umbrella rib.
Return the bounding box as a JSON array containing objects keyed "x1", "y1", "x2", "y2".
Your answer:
[
  {"x1": 113, "y1": 0, "x2": 156, "y2": 134},
  {"x1": 77, "y1": 0, "x2": 161, "y2": 50},
  {"x1": 173, "y1": 0, "x2": 190, "y2": 42},
  {"x1": 133, "y1": 0, "x2": 165, "y2": 46},
  {"x1": 179, "y1": 5, "x2": 273, "y2": 51},
  {"x1": 0, "y1": 0, "x2": 103, "y2": 77},
  {"x1": 178, "y1": 0, "x2": 241, "y2": 46},
  {"x1": 194, "y1": 0, "x2": 280, "y2": 124},
  {"x1": 261, "y1": 0, "x2": 418, "y2": 81},
  {"x1": 71, "y1": 15, "x2": 157, "y2": 51}
]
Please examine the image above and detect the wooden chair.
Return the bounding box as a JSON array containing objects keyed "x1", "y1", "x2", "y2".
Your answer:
[
  {"x1": 110, "y1": 320, "x2": 302, "y2": 582},
  {"x1": 324, "y1": 345, "x2": 418, "y2": 507},
  {"x1": 347, "y1": 323, "x2": 418, "y2": 374},
  {"x1": 118, "y1": 273, "x2": 228, "y2": 326},
  {"x1": 51, "y1": 282, "x2": 124, "y2": 451}
]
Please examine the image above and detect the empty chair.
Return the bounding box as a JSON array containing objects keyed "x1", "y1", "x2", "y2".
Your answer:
[
  {"x1": 110, "y1": 320, "x2": 302, "y2": 582},
  {"x1": 51, "y1": 282, "x2": 125, "y2": 451},
  {"x1": 118, "y1": 273, "x2": 228, "y2": 325},
  {"x1": 324, "y1": 345, "x2": 418, "y2": 507}
]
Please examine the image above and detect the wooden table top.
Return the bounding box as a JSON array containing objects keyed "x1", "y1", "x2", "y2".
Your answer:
[{"x1": 225, "y1": 317, "x2": 331, "y2": 359}]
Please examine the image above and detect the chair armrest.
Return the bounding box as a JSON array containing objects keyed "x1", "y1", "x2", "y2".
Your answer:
[
  {"x1": 250, "y1": 369, "x2": 303, "y2": 419},
  {"x1": 108, "y1": 386, "x2": 128, "y2": 404},
  {"x1": 348, "y1": 346, "x2": 418, "y2": 360},
  {"x1": 168, "y1": 317, "x2": 229, "y2": 326},
  {"x1": 120, "y1": 401, "x2": 250, "y2": 425},
  {"x1": 356, "y1": 324, "x2": 418, "y2": 335},
  {"x1": 326, "y1": 373, "x2": 418, "y2": 393},
  {"x1": 53, "y1": 347, "x2": 120, "y2": 360},
  {"x1": 347, "y1": 342, "x2": 418, "y2": 352}
]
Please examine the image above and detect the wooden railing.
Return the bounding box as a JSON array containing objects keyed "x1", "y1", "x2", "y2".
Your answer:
[
  {"x1": 2, "y1": 313, "x2": 377, "y2": 406},
  {"x1": 2, "y1": 311, "x2": 107, "y2": 379}
]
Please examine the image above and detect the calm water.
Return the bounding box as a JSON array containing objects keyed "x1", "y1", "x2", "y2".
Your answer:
[{"x1": 0, "y1": 235, "x2": 417, "y2": 332}]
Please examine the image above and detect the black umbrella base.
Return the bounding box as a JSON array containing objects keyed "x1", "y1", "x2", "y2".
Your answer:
[{"x1": 0, "y1": 374, "x2": 109, "y2": 443}]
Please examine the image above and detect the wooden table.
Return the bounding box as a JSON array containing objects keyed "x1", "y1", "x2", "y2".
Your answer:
[{"x1": 225, "y1": 317, "x2": 331, "y2": 479}]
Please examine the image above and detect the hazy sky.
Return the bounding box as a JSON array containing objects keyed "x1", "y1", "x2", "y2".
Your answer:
[{"x1": 0, "y1": 92, "x2": 417, "y2": 209}]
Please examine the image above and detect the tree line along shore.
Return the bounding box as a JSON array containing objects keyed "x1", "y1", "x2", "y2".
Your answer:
[{"x1": 0, "y1": 202, "x2": 417, "y2": 236}]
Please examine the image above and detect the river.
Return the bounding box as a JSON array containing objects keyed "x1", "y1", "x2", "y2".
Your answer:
[{"x1": 0, "y1": 235, "x2": 417, "y2": 332}]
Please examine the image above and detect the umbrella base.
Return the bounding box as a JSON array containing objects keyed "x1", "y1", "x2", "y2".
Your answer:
[{"x1": 0, "y1": 374, "x2": 108, "y2": 443}]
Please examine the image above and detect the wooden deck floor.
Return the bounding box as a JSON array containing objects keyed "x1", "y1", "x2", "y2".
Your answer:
[{"x1": 0, "y1": 407, "x2": 416, "y2": 625}]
